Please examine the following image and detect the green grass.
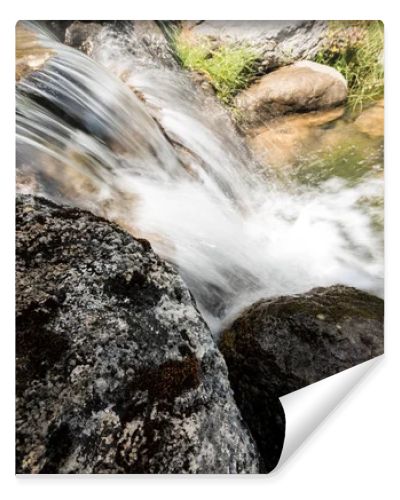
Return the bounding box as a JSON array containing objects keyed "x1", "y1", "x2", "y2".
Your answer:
[
  {"x1": 315, "y1": 21, "x2": 384, "y2": 112},
  {"x1": 173, "y1": 22, "x2": 383, "y2": 112},
  {"x1": 173, "y1": 35, "x2": 260, "y2": 103}
]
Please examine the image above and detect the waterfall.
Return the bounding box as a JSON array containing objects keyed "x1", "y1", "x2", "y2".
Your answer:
[{"x1": 16, "y1": 22, "x2": 383, "y2": 333}]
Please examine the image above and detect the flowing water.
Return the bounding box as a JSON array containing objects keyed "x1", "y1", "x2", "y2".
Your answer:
[{"x1": 16, "y1": 22, "x2": 384, "y2": 333}]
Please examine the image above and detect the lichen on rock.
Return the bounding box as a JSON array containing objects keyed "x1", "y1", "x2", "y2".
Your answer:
[{"x1": 16, "y1": 194, "x2": 259, "y2": 473}]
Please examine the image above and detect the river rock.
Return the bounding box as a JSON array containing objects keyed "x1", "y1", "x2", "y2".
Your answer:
[
  {"x1": 247, "y1": 107, "x2": 345, "y2": 168},
  {"x1": 236, "y1": 61, "x2": 348, "y2": 126},
  {"x1": 64, "y1": 21, "x2": 104, "y2": 56},
  {"x1": 129, "y1": 21, "x2": 179, "y2": 69},
  {"x1": 16, "y1": 194, "x2": 259, "y2": 474},
  {"x1": 219, "y1": 285, "x2": 384, "y2": 471},
  {"x1": 42, "y1": 21, "x2": 75, "y2": 41},
  {"x1": 65, "y1": 20, "x2": 178, "y2": 69},
  {"x1": 354, "y1": 99, "x2": 384, "y2": 138},
  {"x1": 183, "y1": 21, "x2": 327, "y2": 70},
  {"x1": 16, "y1": 23, "x2": 54, "y2": 82}
]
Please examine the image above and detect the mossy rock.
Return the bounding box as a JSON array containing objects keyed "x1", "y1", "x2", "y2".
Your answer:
[{"x1": 219, "y1": 285, "x2": 383, "y2": 471}]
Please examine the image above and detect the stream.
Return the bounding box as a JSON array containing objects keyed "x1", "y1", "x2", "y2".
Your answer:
[{"x1": 16, "y1": 22, "x2": 384, "y2": 333}]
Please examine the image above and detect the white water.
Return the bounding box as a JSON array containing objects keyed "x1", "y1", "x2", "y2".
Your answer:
[{"x1": 16, "y1": 22, "x2": 383, "y2": 333}]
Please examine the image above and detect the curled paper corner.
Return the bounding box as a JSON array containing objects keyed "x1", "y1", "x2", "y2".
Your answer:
[{"x1": 273, "y1": 355, "x2": 384, "y2": 472}]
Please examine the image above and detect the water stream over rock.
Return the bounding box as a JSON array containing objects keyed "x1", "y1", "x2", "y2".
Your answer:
[{"x1": 16, "y1": 22, "x2": 383, "y2": 333}]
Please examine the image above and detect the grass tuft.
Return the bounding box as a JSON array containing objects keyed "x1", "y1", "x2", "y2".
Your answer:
[
  {"x1": 315, "y1": 21, "x2": 384, "y2": 112},
  {"x1": 173, "y1": 35, "x2": 260, "y2": 104}
]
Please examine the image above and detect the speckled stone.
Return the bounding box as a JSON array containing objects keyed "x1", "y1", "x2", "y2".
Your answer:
[
  {"x1": 219, "y1": 285, "x2": 384, "y2": 472},
  {"x1": 16, "y1": 194, "x2": 259, "y2": 474}
]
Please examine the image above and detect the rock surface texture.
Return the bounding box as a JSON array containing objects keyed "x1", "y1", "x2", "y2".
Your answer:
[
  {"x1": 354, "y1": 99, "x2": 384, "y2": 138},
  {"x1": 219, "y1": 285, "x2": 384, "y2": 472},
  {"x1": 16, "y1": 194, "x2": 259, "y2": 474},
  {"x1": 185, "y1": 20, "x2": 327, "y2": 70},
  {"x1": 16, "y1": 23, "x2": 54, "y2": 82},
  {"x1": 247, "y1": 107, "x2": 345, "y2": 168},
  {"x1": 64, "y1": 21, "x2": 104, "y2": 56},
  {"x1": 236, "y1": 61, "x2": 348, "y2": 126},
  {"x1": 65, "y1": 20, "x2": 178, "y2": 69}
]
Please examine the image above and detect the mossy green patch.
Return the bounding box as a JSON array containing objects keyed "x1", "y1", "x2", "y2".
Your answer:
[{"x1": 173, "y1": 35, "x2": 260, "y2": 104}]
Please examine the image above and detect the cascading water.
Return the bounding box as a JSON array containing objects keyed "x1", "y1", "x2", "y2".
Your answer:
[{"x1": 16, "y1": 22, "x2": 384, "y2": 333}]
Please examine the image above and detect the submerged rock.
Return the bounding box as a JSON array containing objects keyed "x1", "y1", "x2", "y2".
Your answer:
[
  {"x1": 16, "y1": 194, "x2": 259, "y2": 474},
  {"x1": 219, "y1": 285, "x2": 384, "y2": 471},
  {"x1": 236, "y1": 61, "x2": 347, "y2": 126},
  {"x1": 354, "y1": 99, "x2": 384, "y2": 138},
  {"x1": 247, "y1": 107, "x2": 345, "y2": 168}
]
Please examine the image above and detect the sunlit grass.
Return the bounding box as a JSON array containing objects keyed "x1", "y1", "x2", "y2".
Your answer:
[
  {"x1": 173, "y1": 35, "x2": 260, "y2": 103},
  {"x1": 315, "y1": 21, "x2": 384, "y2": 112}
]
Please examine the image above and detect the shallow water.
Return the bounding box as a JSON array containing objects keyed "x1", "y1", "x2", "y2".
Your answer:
[{"x1": 16, "y1": 22, "x2": 384, "y2": 333}]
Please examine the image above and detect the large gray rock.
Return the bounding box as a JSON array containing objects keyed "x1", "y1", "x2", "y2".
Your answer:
[
  {"x1": 235, "y1": 61, "x2": 348, "y2": 126},
  {"x1": 219, "y1": 285, "x2": 384, "y2": 472},
  {"x1": 16, "y1": 194, "x2": 259, "y2": 474},
  {"x1": 184, "y1": 20, "x2": 328, "y2": 70}
]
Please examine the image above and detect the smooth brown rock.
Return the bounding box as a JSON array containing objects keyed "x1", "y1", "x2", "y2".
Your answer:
[
  {"x1": 354, "y1": 99, "x2": 384, "y2": 138},
  {"x1": 236, "y1": 61, "x2": 347, "y2": 126}
]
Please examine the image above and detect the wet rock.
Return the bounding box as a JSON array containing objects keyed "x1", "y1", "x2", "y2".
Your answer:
[
  {"x1": 189, "y1": 71, "x2": 217, "y2": 97},
  {"x1": 236, "y1": 61, "x2": 347, "y2": 126},
  {"x1": 247, "y1": 107, "x2": 345, "y2": 168},
  {"x1": 184, "y1": 21, "x2": 327, "y2": 70},
  {"x1": 16, "y1": 194, "x2": 259, "y2": 474},
  {"x1": 65, "y1": 20, "x2": 178, "y2": 70},
  {"x1": 16, "y1": 23, "x2": 54, "y2": 82},
  {"x1": 219, "y1": 285, "x2": 384, "y2": 472},
  {"x1": 130, "y1": 21, "x2": 179, "y2": 69},
  {"x1": 354, "y1": 99, "x2": 384, "y2": 138},
  {"x1": 65, "y1": 21, "x2": 104, "y2": 56},
  {"x1": 41, "y1": 21, "x2": 75, "y2": 41}
]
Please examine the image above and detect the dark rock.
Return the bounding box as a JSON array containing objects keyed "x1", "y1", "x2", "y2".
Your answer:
[
  {"x1": 41, "y1": 21, "x2": 75, "y2": 42},
  {"x1": 16, "y1": 194, "x2": 259, "y2": 473},
  {"x1": 219, "y1": 285, "x2": 384, "y2": 471}
]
